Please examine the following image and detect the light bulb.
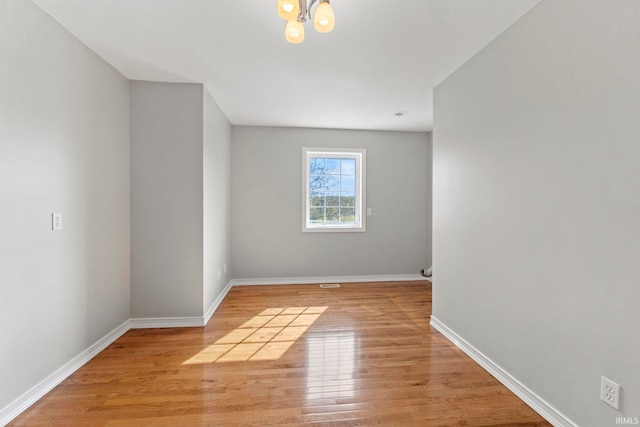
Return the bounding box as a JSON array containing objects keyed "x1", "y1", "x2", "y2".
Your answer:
[
  {"x1": 285, "y1": 20, "x2": 304, "y2": 44},
  {"x1": 277, "y1": 0, "x2": 299, "y2": 21},
  {"x1": 314, "y1": 1, "x2": 334, "y2": 33}
]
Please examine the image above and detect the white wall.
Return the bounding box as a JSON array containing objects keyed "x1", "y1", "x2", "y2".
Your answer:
[
  {"x1": 0, "y1": 0, "x2": 130, "y2": 410},
  {"x1": 231, "y1": 126, "x2": 431, "y2": 279},
  {"x1": 203, "y1": 90, "x2": 232, "y2": 313},
  {"x1": 433, "y1": 1, "x2": 640, "y2": 425}
]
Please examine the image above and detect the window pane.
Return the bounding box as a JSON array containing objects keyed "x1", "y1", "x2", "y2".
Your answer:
[
  {"x1": 310, "y1": 158, "x2": 325, "y2": 174},
  {"x1": 341, "y1": 158, "x2": 356, "y2": 175},
  {"x1": 325, "y1": 158, "x2": 340, "y2": 174},
  {"x1": 340, "y1": 194, "x2": 354, "y2": 207},
  {"x1": 310, "y1": 207, "x2": 325, "y2": 222},
  {"x1": 340, "y1": 175, "x2": 355, "y2": 192},
  {"x1": 309, "y1": 174, "x2": 325, "y2": 191},
  {"x1": 326, "y1": 207, "x2": 339, "y2": 222},
  {"x1": 325, "y1": 192, "x2": 339, "y2": 207},
  {"x1": 340, "y1": 208, "x2": 355, "y2": 222},
  {"x1": 325, "y1": 176, "x2": 340, "y2": 191},
  {"x1": 310, "y1": 192, "x2": 324, "y2": 207}
]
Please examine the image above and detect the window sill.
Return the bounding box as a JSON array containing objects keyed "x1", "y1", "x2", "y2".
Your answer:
[{"x1": 303, "y1": 225, "x2": 366, "y2": 233}]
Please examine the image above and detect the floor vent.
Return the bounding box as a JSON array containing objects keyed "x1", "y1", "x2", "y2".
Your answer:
[{"x1": 320, "y1": 283, "x2": 341, "y2": 289}]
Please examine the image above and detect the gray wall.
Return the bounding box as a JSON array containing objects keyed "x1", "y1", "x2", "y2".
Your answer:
[
  {"x1": 130, "y1": 81, "x2": 232, "y2": 318},
  {"x1": 0, "y1": 0, "x2": 130, "y2": 409},
  {"x1": 433, "y1": 0, "x2": 640, "y2": 425},
  {"x1": 426, "y1": 131, "x2": 433, "y2": 270},
  {"x1": 203, "y1": 90, "x2": 232, "y2": 312},
  {"x1": 130, "y1": 81, "x2": 204, "y2": 318},
  {"x1": 231, "y1": 126, "x2": 431, "y2": 279}
]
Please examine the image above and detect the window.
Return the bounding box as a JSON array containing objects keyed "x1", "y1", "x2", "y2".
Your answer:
[{"x1": 302, "y1": 147, "x2": 366, "y2": 232}]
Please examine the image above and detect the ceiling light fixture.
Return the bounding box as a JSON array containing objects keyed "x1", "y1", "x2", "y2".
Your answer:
[{"x1": 277, "y1": 0, "x2": 335, "y2": 44}]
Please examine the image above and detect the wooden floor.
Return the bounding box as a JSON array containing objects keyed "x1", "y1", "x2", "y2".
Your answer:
[{"x1": 12, "y1": 281, "x2": 551, "y2": 426}]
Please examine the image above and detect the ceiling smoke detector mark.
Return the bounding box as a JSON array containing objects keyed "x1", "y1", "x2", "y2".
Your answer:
[
  {"x1": 320, "y1": 283, "x2": 340, "y2": 288},
  {"x1": 395, "y1": 111, "x2": 408, "y2": 116}
]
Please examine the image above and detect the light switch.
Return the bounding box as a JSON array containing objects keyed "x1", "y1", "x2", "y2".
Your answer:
[
  {"x1": 52, "y1": 213, "x2": 62, "y2": 231},
  {"x1": 366, "y1": 208, "x2": 372, "y2": 216}
]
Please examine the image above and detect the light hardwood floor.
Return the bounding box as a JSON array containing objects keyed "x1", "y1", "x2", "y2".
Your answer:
[{"x1": 11, "y1": 281, "x2": 551, "y2": 426}]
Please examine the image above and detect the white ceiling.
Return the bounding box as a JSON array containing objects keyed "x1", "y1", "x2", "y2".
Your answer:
[{"x1": 32, "y1": 0, "x2": 540, "y2": 132}]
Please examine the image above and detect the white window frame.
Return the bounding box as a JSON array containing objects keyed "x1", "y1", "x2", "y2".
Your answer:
[{"x1": 302, "y1": 147, "x2": 366, "y2": 233}]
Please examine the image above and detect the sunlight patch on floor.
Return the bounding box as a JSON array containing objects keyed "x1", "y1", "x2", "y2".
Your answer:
[
  {"x1": 306, "y1": 332, "x2": 358, "y2": 399},
  {"x1": 183, "y1": 306, "x2": 328, "y2": 364}
]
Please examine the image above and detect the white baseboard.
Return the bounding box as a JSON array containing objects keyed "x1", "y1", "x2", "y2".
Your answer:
[
  {"x1": 129, "y1": 316, "x2": 205, "y2": 328},
  {"x1": 429, "y1": 316, "x2": 577, "y2": 427},
  {"x1": 129, "y1": 280, "x2": 234, "y2": 329},
  {"x1": 0, "y1": 320, "x2": 130, "y2": 427},
  {"x1": 230, "y1": 274, "x2": 429, "y2": 286},
  {"x1": 204, "y1": 281, "x2": 233, "y2": 326}
]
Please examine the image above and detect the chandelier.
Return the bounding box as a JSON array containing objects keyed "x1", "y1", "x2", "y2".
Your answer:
[{"x1": 276, "y1": 0, "x2": 335, "y2": 44}]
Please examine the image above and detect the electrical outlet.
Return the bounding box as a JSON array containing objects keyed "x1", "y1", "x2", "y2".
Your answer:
[
  {"x1": 601, "y1": 376, "x2": 620, "y2": 410},
  {"x1": 217, "y1": 269, "x2": 221, "y2": 280},
  {"x1": 52, "y1": 213, "x2": 62, "y2": 231}
]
